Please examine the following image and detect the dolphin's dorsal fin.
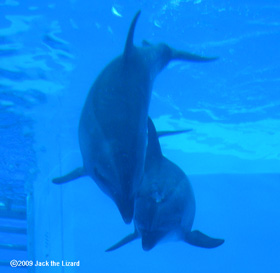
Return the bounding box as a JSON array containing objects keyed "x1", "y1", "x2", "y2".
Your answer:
[
  {"x1": 52, "y1": 167, "x2": 86, "y2": 184},
  {"x1": 123, "y1": 10, "x2": 141, "y2": 62},
  {"x1": 106, "y1": 230, "x2": 139, "y2": 252},
  {"x1": 184, "y1": 230, "x2": 224, "y2": 248},
  {"x1": 147, "y1": 117, "x2": 163, "y2": 159},
  {"x1": 157, "y1": 129, "x2": 193, "y2": 138}
]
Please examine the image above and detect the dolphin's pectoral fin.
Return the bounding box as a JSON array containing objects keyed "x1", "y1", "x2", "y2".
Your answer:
[
  {"x1": 142, "y1": 40, "x2": 151, "y2": 47},
  {"x1": 184, "y1": 230, "x2": 224, "y2": 248},
  {"x1": 106, "y1": 230, "x2": 139, "y2": 252},
  {"x1": 157, "y1": 129, "x2": 193, "y2": 138},
  {"x1": 123, "y1": 10, "x2": 141, "y2": 62},
  {"x1": 172, "y1": 49, "x2": 218, "y2": 62},
  {"x1": 52, "y1": 167, "x2": 86, "y2": 184}
]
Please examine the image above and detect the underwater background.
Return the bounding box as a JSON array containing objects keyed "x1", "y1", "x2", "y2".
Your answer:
[{"x1": 1, "y1": 0, "x2": 279, "y2": 272}]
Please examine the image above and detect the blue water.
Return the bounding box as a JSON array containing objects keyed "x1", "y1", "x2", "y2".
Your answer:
[{"x1": 1, "y1": 0, "x2": 279, "y2": 272}]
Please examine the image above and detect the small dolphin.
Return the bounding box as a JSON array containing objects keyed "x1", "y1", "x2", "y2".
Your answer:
[
  {"x1": 53, "y1": 11, "x2": 218, "y2": 224},
  {"x1": 106, "y1": 118, "x2": 224, "y2": 251}
]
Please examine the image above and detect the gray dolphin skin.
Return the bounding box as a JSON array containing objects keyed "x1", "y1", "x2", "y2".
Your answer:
[
  {"x1": 52, "y1": 10, "x2": 217, "y2": 224},
  {"x1": 106, "y1": 118, "x2": 224, "y2": 251}
]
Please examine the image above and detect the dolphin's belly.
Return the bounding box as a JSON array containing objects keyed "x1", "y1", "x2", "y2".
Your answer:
[
  {"x1": 79, "y1": 60, "x2": 150, "y2": 173},
  {"x1": 78, "y1": 56, "x2": 151, "y2": 223}
]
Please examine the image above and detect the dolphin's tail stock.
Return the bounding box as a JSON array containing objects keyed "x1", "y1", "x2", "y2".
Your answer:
[
  {"x1": 106, "y1": 230, "x2": 140, "y2": 252},
  {"x1": 184, "y1": 230, "x2": 224, "y2": 248},
  {"x1": 52, "y1": 167, "x2": 86, "y2": 184},
  {"x1": 171, "y1": 48, "x2": 218, "y2": 62}
]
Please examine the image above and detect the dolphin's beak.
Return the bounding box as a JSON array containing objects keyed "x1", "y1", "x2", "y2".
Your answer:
[
  {"x1": 141, "y1": 233, "x2": 157, "y2": 251},
  {"x1": 117, "y1": 197, "x2": 134, "y2": 224}
]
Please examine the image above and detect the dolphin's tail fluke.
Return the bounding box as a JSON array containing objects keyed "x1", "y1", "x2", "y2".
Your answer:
[
  {"x1": 52, "y1": 167, "x2": 86, "y2": 184},
  {"x1": 106, "y1": 230, "x2": 139, "y2": 252},
  {"x1": 184, "y1": 230, "x2": 224, "y2": 248},
  {"x1": 171, "y1": 49, "x2": 218, "y2": 62}
]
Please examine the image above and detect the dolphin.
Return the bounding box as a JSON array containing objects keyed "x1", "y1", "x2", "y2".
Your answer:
[
  {"x1": 106, "y1": 118, "x2": 224, "y2": 251},
  {"x1": 52, "y1": 11, "x2": 218, "y2": 224}
]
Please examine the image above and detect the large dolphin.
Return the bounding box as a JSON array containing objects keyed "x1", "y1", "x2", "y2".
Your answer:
[
  {"x1": 106, "y1": 118, "x2": 224, "y2": 251},
  {"x1": 52, "y1": 11, "x2": 218, "y2": 224}
]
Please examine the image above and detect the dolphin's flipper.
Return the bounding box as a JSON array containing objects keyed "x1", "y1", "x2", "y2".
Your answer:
[
  {"x1": 123, "y1": 10, "x2": 141, "y2": 61},
  {"x1": 106, "y1": 230, "x2": 139, "y2": 252},
  {"x1": 172, "y1": 49, "x2": 218, "y2": 62},
  {"x1": 184, "y1": 230, "x2": 224, "y2": 248},
  {"x1": 142, "y1": 40, "x2": 151, "y2": 47},
  {"x1": 147, "y1": 118, "x2": 192, "y2": 157},
  {"x1": 157, "y1": 129, "x2": 192, "y2": 138},
  {"x1": 52, "y1": 167, "x2": 86, "y2": 184}
]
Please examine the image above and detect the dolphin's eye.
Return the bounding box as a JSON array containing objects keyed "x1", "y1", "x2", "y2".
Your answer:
[
  {"x1": 94, "y1": 167, "x2": 106, "y2": 182},
  {"x1": 152, "y1": 191, "x2": 164, "y2": 203}
]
